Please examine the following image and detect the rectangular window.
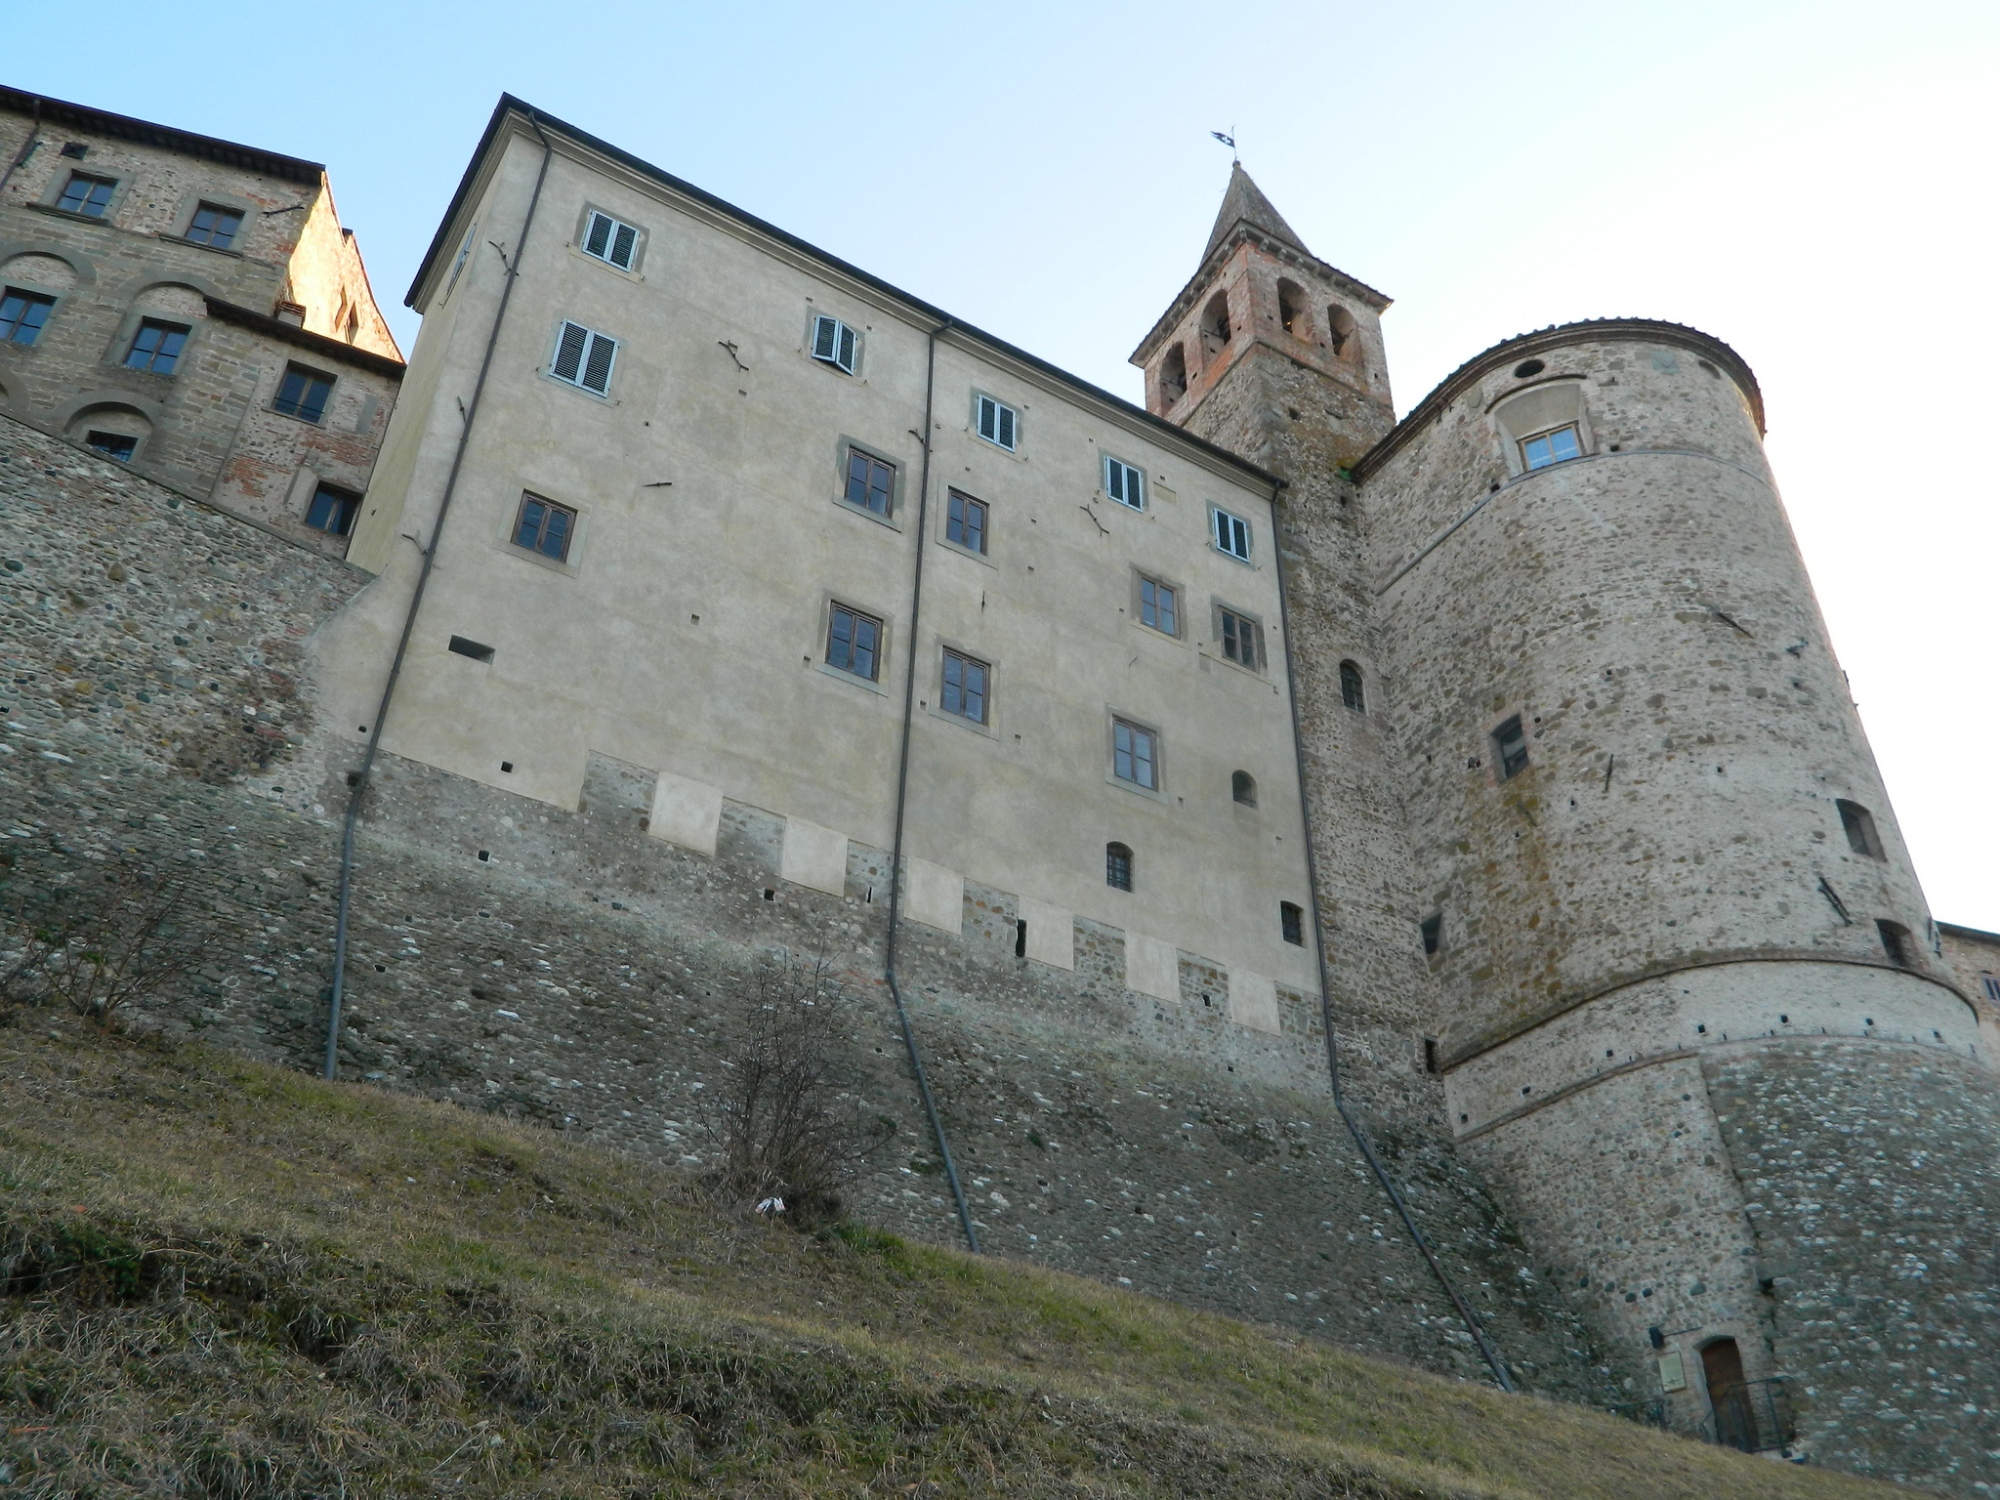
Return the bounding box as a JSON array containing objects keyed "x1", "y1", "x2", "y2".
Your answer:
[
  {"x1": 84, "y1": 431, "x2": 136, "y2": 462},
  {"x1": 1837, "y1": 798, "x2": 1885, "y2": 860},
  {"x1": 1281, "y1": 901, "x2": 1304, "y2": 946},
  {"x1": 124, "y1": 319, "x2": 189, "y2": 375},
  {"x1": 945, "y1": 490, "x2": 987, "y2": 553},
  {"x1": 941, "y1": 648, "x2": 989, "y2": 724},
  {"x1": 1113, "y1": 717, "x2": 1158, "y2": 790},
  {"x1": 1492, "y1": 715, "x2": 1529, "y2": 779},
  {"x1": 1104, "y1": 455, "x2": 1145, "y2": 510},
  {"x1": 1877, "y1": 920, "x2": 1914, "y2": 968},
  {"x1": 1106, "y1": 842, "x2": 1133, "y2": 892},
  {"x1": 273, "y1": 364, "x2": 335, "y2": 423},
  {"x1": 1213, "y1": 507, "x2": 1252, "y2": 562},
  {"x1": 448, "y1": 635, "x2": 495, "y2": 663},
  {"x1": 811, "y1": 314, "x2": 858, "y2": 374},
  {"x1": 0, "y1": 288, "x2": 54, "y2": 345},
  {"x1": 550, "y1": 319, "x2": 617, "y2": 395},
  {"x1": 184, "y1": 202, "x2": 244, "y2": 250},
  {"x1": 1984, "y1": 976, "x2": 2000, "y2": 1004},
  {"x1": 582, "y1": 209, "x2": 639, "y2": 270},
  {"x1": 57, "y1": 172, "x2": 115, "y2": 217},
  {"x1": 843, "y1": 448, "x2": 895, "y2": 516},
  {"x1": 827, "y1": 603, "x2": 882, "y2": 681},
  {"x1": 305, "y1": 483, "x2": 361, "y2": 536},
  {"x1": 1521, "y1": 424, "x2": 1583, "y2": 470},
  {"x1": 1420, "y1": 912, "x2": 1443, "y2": 955},
  {"x1": 975, "y1": 393, "x2": 1018, "y2": 451},
  {"x1": 513, "y1": 492, "x2": 576, "y2": 562},
  {"x1": 1139, "y1": 576, "x2": 1178, "y2": 636},
  {"x1": 1219, "y1": 607, "x2": 1262, "y2": 670}
]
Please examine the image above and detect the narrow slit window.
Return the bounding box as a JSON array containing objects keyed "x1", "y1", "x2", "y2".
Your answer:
[
  {"x1": 1340, "y1": 660, "x2": 1365, "y2": 712},
  {"x1": 123, "y1": 319, "x2": 189, "y2": 374},
  {"x1": 1106, "y1": 842, "x2": 1133, "y2": 892},
  {"x1": 184, "y1": 202, "x2": 244, "y2": 250},
  {"x1": 1213, "y1": 507, "x2": 1252, "y2": 562},
  {"x1": 513, "y1": 493, "x2": 577, "y2": 562},
  {"x1": 1139, "y1": 576, "x2": 1177, "y2": 636},
  {"x1": 844, "y1": 449, "x2": 895, "y2": 516},
  {"x1": 1492, "y1": 715, "x2": 1529, "y2": 779},
  {"x1": 976, "y1": 393, "x2": 1018, "y2": 451},
  {"x1": 1281, "y1": 901, "x2": 1304, "y2": 946},
  {"x1": 1219, "y1": 608, "x2": 1262, "y2": 670},
  {"x1": 1113, "y1": 719, "x2": 1158, "y2": 790},
  {"x1": 1422, "y1": 1037, "x2": 1440, "y2": 1074},
  {"x1": 1104, "y1": 455, "x2": 1145, "y2": 510},
  {"x1": 1231, "y1": 770, "x2": 1257, "y2": 806},
  {"x1": 945, "y1": 491, "x2": 987, "y2": 553},
  {"x1": 0, "y1": 288, "x2": 55, "y2": 345},
  {"x1": 550, "y1": 319, "x2": 618, "y2": 395},
  {"x1": 1015, "y1": 918, "x2": 1028, "y2": 956},
  {"x1": 582, "y1": 210, "x2": 640, "y2": 270},
  {"x1": 1520, "y1": 424, "x2": 1584, "y2": 471},
  {"x1": 448, "y1": 635, "x2": 495, "y2": 663},
  {"x1": 811, "y1": 314, "x2": 858, "y2": 374},
  {"x1": 57, "y1": 172, "x2": 115, "y2": 217},
  {"x1": 827, "y1": 603, "x2": 882, "y2": 681},
  {"x1": 1983, "y1": 976, "x2": 2000, "y2": 1003},
  {"x1": 941, "y1": 648, "x2": 988, "y2": 724},
  {"x1": 1837, "y1": 799, "x2": 1885, "y2": 859},
  {"x1": 273, "y1": 364, "x2": 335, "y2": 423},
  {"x1": 1420, "y1": 913, "x2": 1442, "y2": 955},
  {"x1": 305, "y1": 482, "x2": 361, "y2": 536}
]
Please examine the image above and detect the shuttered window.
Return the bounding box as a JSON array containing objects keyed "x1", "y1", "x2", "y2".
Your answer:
[
  {"x1": 582, "y1": 210, "x2": 640, "y2": 270},
  {"x1": 1104, "y1": 455, "x2": 1144, "y2": 510},
  {"x1": 1212, "y1": 506, "x2": 1252, "y2": 562},
  {"x1": 551, "y1": 320, "x2": 617, "y2": 395},
  {"x1": 976, "y1": 393, "x2": 1018, "y2": 451},
  {"x1": 812, "y1": 314, "x2": 858, "y2": 374}
]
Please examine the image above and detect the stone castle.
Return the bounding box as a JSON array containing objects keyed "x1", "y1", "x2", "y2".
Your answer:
[{"x1": 2, "y1": 87, "x2": 1996, "y2": 1495}]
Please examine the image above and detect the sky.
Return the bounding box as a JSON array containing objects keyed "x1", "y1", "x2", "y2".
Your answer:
[{"x1": 11, "y1": 1, "x2": 1997, "y2": 919}]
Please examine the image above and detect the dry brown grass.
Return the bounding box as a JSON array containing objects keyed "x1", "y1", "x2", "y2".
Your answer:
[{"x1": 0, "y1": 1017, "x2": 1899, "y2": 1499}]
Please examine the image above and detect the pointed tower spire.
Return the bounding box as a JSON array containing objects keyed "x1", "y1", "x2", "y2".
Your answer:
[{"x1": 1203, "y1": 163, "x2": 1311, "y2": 263}]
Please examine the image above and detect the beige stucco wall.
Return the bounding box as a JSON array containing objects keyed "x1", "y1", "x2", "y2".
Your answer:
[{"x1": 329, "y1": 120, "x2": 1319, "y2": 1000}]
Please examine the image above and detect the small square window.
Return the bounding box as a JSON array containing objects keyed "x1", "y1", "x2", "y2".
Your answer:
[
  {"x1": 844, "y1": 448, "x2": 895, "y2": 516},
  {"x1": 1492, "y1": 716, "x2": 1529, "y2": 779},
  {"x1": 57, "y1": 172, "x2": 115, "y2": 217},
  {"x1": 0, "y1": 288, "x2": 55, "y2": 345},
  {"x1": 550, "y1": 319, "x2": 617, "y2": 395},
  {"x1": 273, "y1": 364, "x2": 335, "y2": 423},
  {"x1": 811, "y1": 314, "x2": 858, "y2": 374},
  {"x1": 306, "y1": 483, "x2": 361, "y2": 536},
  {"x1": 1104, "y1": 455, "x2": 1145, "y2": 510},
  {"x1": 84, "y1": 431, "x2": 136, "y2": 462},
  {"x1": 941, "y1": 648, "x2": 989, "y2": 724},
  {"x1": 827, "y1": 603, "x2": 882, "y2": 681},
  {"x1": 975, "y1": 393, "x2": 1018, "y2": 452},
  {"x1": 1219, "y1": 607, "x2": 1262, "y2": 671},
  {"x1": 124, "y1": 319, "x2": 189, "y2": 374},
  {"x1": 1213, "y1": 507, "x2": 1252, "y2": 562},
  {"x1": 185, "y1": 202, "x2": 244, "y2": 250},
  {"x1": 1521, "y1": 424, "x2": 1583, "y2": 471},
  {"x1": 1281, "y1": 901, "x2": 1304, "y2": 946},
  {"x1": 582, "y1": 210, "x2": 640, "y2": 270},
  {"x1": 946, "y1": 491, "x2": 987, "y2": 553},
  {"x1": 1113, "y1": 717, "x2": 1158, "y2": 791},
  {"x1": 1139, "y1": 576, "x2": 1177, "y2": 637},
  {"x1": 59, "y1": 142, "x2": 88, "y2": 160},
  {"x1": 513, "y1": 492, "x2": 576, "y2": 562}
]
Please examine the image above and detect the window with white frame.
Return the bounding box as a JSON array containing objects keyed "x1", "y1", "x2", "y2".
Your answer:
[
  {"x1": 1212, "y1": 506, "x2": 1252, "y2": 562},
  {"x1": 1104, "y1": 455, "x2": 1145, "y2": 510},
  {"x1": 811, "y1": 313, "x2": 858, "y2": 374},
  {"x1": 582, "y1": 210, "x2": 640, "y2": 270},
  {"x1": 1113, "y1": 717, "x2": 1159, "y2": 791},
  {"x1": 976, "y1": 393, "x2": 1018, "y2": 451},
  {"x1": 1520, "y1": 423, "x2": 1583, "y2": 471},
  {"x1": 550, "y1": 320, "x2": 617, "y2": 395}
]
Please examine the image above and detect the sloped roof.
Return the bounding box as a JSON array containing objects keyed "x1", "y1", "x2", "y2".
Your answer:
[
  {"x1": 0, "y1": 86, "x2": 323, "y2": 185},
  {"x1": 1203, "y1": 164, "x2": 1311, "y2": 262}
]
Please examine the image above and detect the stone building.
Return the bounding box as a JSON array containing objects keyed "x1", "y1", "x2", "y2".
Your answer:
[
  {"x1": 0, "y1": 87, "x2": 402, "y2": 557},
  {"x1": 3, "y1": 91, "x2": 1996, "y2": 1497}
]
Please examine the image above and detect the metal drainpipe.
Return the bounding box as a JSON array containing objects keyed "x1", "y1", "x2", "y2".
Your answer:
[
  {"x1": 1268, "y1": 477, "x2": 1517, "y2": 1392},
  {"x1": 882, "y1": 319, "x2": 981, "y2": 1254},
  {"x1": 323, "y1": 117, "x2": 556, "y2": 1080}
]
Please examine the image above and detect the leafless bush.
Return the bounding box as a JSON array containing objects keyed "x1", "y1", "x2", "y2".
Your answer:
[
  {"x1": 702, "y1": 956, "x2": 892, "y2": 1225},
  {"x1": 0, "y1": 853, "x2": 218, "y2": 1032}
]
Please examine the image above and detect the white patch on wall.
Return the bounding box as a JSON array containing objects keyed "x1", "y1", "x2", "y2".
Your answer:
[
  {"x1": 646, "y1": 772, "x2": 722, "y2": 857},
  {"x1": 1016, "y1": 896, "x2": 1074, "y2": 970},
  {"x1": 903, "y1": 857, "x2": 963, "y2": 934},
  {"x1": 780, "y1": 816, "x2": 849, "y2": 896},
  {"x1": 1125, "y1": 932, "x2": 1181, "y2": 1002},
  {"x1": 1229, "y1": 968, "x2": 1281, "y2": 1034}
]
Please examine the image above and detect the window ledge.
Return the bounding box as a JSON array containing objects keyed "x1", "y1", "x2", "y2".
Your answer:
[
  {"x1": 935, "y1": 535, "x2": 994, "y2": 569},
  {"x1": 1106, "y1": 771, "x2": 1169, "y2": 805},
  {"x1": 501, "y1": 539, "x2": 581, "y2": 578},
  {"x1": 814, "y1": 661, "x2": 888, "y2": 696},
  {"x1": 268, "y1": 406, "x2": 327, "y2": 428},
  {"x1": 924, "y1": 701, "x2": 997, "y2": 738},
  {"x1": 25, "y1": 202, "x2": 113, "y2": 226},
  {"x1": 833, "y1": 497, "x2": 903, "y2": 532},
  {"x1": 161, "y1": 234, "x2": 244, "y2": 259}
]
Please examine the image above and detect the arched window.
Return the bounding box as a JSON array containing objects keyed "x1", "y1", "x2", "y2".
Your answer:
[
  {"x1": 1200, "y1": 292, "x2": 1231, "y2": 357},
  {"x1": 1327, "y1": 303, "x2": 1356, "y2": 357},
  {"x1": 1105, "y1": 842, "x2": 1134, "y2": 891},
  {"x1": 1340, "y1": 661, "x2": 1365, "y2": 712},
  {"x1": 1158, "y1": 342, "x2": 1188, "y2": 407},
  {"x1": 1231, "y1": 770, "x2": 1257, "y2": 806},
  {"x1": 1277, "y1": 278, "x2": 1310, "y2": 339}
]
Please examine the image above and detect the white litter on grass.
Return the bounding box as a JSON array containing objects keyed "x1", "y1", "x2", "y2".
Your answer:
[
  {"x1": 495, "y1": 1009, "x2": 520, "y2": 1019},
  {"x1": 38, "y1": 751, "x2": 73, "y2": 764},
  {"x1": 755, "y1": 1197, "x2": 786, "y2": 1215}
]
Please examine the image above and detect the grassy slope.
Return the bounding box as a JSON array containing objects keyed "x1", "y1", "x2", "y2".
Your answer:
[{"x1": 0, "y1": 1021, "x2": 1892, "y2": 1500}]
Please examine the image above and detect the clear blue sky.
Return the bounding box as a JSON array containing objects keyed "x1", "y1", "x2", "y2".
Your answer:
[{"x1": 12, "y1": 1, "x2": 1997, "y2": 919}]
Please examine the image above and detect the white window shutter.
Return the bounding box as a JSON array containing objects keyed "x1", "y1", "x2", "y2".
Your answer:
[
  {"x1": 581, "y1": 332, "x2": 617, "y2": 394},
  {"x1": 584, "y1": 212, "x2": 611, "y2": 259},
  {"x1": 977, "y1": 396, "x2": 995, "y2": 442},
  {"x1": 997, "y1": 404, "x2": 1015, "y2": 450},
  {"x1": 813, "y1": 315, "x2": 838, "y2": 360},
  {"x1": 836, "y1": 321, "x2": 856, "y2": 373},
  {"x1": 610, "y1": 222, "x2": 637, "y2": 269},
  {"x1": 553, "y1": 321, "x2": 588, "y2": 382}
]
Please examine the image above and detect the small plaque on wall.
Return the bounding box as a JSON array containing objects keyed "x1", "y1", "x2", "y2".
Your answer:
[{"x1": 1658, "y1": 1350, "x2": 1687, "y2": 1393}]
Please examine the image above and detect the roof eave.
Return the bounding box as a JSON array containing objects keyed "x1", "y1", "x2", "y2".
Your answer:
[{"x1": 0, "y1": 86, "x2": 323, "y2": 185}]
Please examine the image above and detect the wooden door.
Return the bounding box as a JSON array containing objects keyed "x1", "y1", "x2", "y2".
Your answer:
[{"x1": 1702, "y1": 1338, "x2": 1755, "y2": 1451}]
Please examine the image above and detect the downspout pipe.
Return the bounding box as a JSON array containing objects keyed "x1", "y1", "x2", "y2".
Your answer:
[
  {"x1": 323, "y1": 117, "x2": 555, "y2": 1080},
  {"x1": 883, "y1": 319, "x2": 981, "y2": 1255},
  {"x1": 1268, "y1": 477, "x2": 1516, "y2": 1392}
]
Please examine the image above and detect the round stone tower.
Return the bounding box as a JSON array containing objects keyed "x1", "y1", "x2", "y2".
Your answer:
[{"x1": 1357, "y1": 321, "x2": 2000, "y2": 1485}]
